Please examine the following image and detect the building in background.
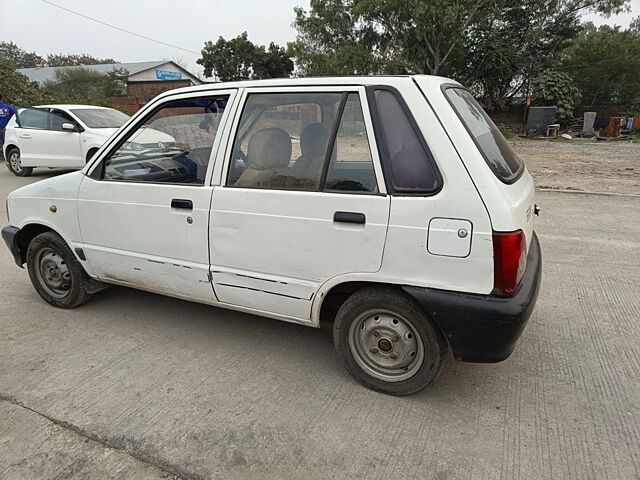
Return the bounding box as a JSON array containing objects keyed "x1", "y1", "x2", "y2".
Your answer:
[{"x1": 18, "y1": 60, "x2": 202, "y2": 111}]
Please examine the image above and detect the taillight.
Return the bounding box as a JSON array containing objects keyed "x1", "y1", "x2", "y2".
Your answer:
[{"x1": 493, "y1": 230, "x2": 527, "y2": 297}]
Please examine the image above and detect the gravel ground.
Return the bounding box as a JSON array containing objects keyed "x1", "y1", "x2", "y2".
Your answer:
[{"x1": 512, "y1": 138, "x2": 640, "y2": 195}]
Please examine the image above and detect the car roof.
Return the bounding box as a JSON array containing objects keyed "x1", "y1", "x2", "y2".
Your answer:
[
  {"x1": 155, "y1": 74, "x2": 459, "y2": 99},
  {"x1": 35, "y1": 104, "x2": 114, "y2": 110}
]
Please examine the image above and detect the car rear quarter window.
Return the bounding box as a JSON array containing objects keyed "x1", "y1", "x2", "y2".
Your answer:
[
  {"x1": 444, "y1": 87, "x2": 523, "y2": 183},
  {"x1": 371, "y1": 88, "x2": 441, "y2": 194}
]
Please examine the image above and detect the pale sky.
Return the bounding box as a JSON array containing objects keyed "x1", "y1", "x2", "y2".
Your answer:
[{"x1": 1, "y1": 0, "x2": 638, "y2": 79}]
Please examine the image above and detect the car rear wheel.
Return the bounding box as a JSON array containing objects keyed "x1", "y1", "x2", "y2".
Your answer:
[
  {"x1": 6, "y1": 147, "x2": 33, "y2": 177},
  {"x1": 26, "y1": 231, "x2": 95, "y2": 308},
  {"x1": 333, "y1": 286, "x2": 448, "y2": 395}
]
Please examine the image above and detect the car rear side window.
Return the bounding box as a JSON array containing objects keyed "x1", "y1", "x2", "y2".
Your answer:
[
  {"x1": 444, "y1": 87, "x2": 523, "y2": 183},
  {"x1": 371, "y1": 89, "x2": 441, "y2": 194}
]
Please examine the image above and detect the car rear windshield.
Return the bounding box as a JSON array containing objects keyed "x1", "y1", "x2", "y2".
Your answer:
[
  {"x1": 71, "y1": 108, "x2": 130, "y2": 129},
  {"x1": 444, "y1": 87, "x2": 523, "y2": 183}
]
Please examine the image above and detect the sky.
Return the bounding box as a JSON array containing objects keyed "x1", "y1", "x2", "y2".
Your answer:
[{"x1": 1, "y1": 0, "x2": 638, "y2": 79}]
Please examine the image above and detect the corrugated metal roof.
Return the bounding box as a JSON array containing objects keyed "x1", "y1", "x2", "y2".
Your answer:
[{"x1": 18, "y1": 61, "x2": 172, "y2": 83}]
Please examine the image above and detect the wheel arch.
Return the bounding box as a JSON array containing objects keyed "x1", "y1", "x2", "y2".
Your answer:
[
  {"x1": 314, "y1": 279, "x2": 404, "y2": 330},
  {"x1": 14, "y1": 223, "x2": 55, "y2": 265},
  {"x1": 4, "y1": 143, "x2": 19, "y2": 156}
]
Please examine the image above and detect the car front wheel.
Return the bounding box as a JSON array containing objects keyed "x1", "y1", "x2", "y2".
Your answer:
[
  {"x1": 6, "y1": 147, "x2": 33, "y2": 177},
  {"x1": 333, "y1": 286, "x2": 448, "y2": 395},
  {"x1": 26, "y1": 231, "x2": 95, "y2": 308}
]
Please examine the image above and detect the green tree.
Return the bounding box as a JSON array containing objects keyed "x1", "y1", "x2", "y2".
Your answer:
[
  {"x1": 45, "y1": 53, "x2": 117, "y2": 67},
  {"x1": 291, "y1": 0, "x2": 630, "y2": 107},
  {"x1": 560, "y1": 21, "x2": 640, "y2": 106},
  {"x1": 0, "y1": 42, "x2": 44, "y2": 68},
  {"x1": 43, "y1": 67, "x2": 128, "y2": 106},
  {"x1": 531, "y1": 70, "x2": 581, "y2": 121},
  {"x1": 288, "y1": 0, "x2": 386, "y2": 76},
  {"x1": 0, "y1": 59, "x2": 49, "y2": 105},
  {"x1": 198, "y1": 32, "x2": 293, "y2": 81}
]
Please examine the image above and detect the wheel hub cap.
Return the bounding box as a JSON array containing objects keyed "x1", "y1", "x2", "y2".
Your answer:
[
  {"x1": 10, "y1": 152, "x2": 22, "y2": 172},
  {"x1": 35, "y1": 248, "x2": 71, "y2": 298},
  {"x1": 348, "y1": 310, "x2": 424, "y2": 383}
]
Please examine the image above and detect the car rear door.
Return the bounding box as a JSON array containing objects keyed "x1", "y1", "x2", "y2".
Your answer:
[
  {"x1": 15, "y1": 107, "x2": 82, "y2": 168},
  {"x1": 209, "y1": 86, "x2": 390, "y2": 322}
]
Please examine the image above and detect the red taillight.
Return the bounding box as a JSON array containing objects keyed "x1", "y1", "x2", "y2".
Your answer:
[{"x1": 493, "y1": 230, "x2": 527, "y2": 297}]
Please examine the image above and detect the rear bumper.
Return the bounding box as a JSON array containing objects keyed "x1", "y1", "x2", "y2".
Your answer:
[
  {"x1": 2, "y1": 225, "x2": 24, "y2": 267},
  {"x1": 404, "y1": 232, "x2": 542, "y2": 363}
]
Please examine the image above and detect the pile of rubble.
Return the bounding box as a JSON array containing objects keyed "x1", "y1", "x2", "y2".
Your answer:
[{"x1": 568, "y1": 112, "x2": 640, "y2": 140}]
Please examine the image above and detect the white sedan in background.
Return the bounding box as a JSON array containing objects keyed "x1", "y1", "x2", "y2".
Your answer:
[{"x1": 3, "y1": 105, "x2": 174, "y2": 177}]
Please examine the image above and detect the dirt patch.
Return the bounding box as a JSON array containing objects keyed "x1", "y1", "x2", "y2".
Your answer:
[{"x1": 511, "y1": 138, "x2": 640, "y2": 194}]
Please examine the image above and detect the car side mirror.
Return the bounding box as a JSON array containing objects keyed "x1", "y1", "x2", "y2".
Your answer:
[{"x1": 62, "y1": 123, "x2": 76, "y2": 132}]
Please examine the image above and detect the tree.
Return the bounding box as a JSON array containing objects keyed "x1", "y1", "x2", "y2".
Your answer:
[
  {"x1": 43, "y1": 67, "x2": 128, "y2": 106},
  {"x1": 291, "y1": 0, "x2": 630, "y2": 107},
  {"x1": 45, "y1": 53, "x2": 117, "y2": 67},
  {"x1": 198, "y1": 32, "x2": 293, "y2": 81},
  {"x1": 532, "y1": 70, "x2": 581, "y2": 121},
  {"x1": 0, "y1": 42, "x2": 44, "y2": 68},
  {"x1": 0, "y1": 59, "x2": 49, "y2": 105},
  {"x1": 0, "y1": 42, "x2": 118, "y2": 68},
  {"x1": 560, "y1": 21, "x2": 640, "y2": 106},
  {"x1": 289, "y1": 0, "x2": 386, "y2": 76}
]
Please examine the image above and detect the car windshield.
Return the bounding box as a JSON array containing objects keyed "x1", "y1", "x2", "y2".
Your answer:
[{"x1": 70, "y1": 108, "x2": 130, "y2": 128}]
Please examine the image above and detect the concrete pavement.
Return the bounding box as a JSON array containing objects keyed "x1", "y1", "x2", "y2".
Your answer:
[{"x1": 0, "y1": 167, "x2": 639, "y2": 479}]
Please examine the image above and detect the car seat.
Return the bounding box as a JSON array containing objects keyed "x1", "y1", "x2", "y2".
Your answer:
[
  {"x1": 290, "y1": 122, "x2": 330, "y2": 187},
  {"x1": 235, "y1": 128, "x2": 292, "y2": 187}
]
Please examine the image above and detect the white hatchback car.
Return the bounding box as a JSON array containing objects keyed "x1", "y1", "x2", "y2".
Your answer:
[
  {"x1": 3, "y1": 105, "x2": 174, "y2": 177},
  {"x1": 2, "y1": 76, "x2": 541, "y2": 395}
]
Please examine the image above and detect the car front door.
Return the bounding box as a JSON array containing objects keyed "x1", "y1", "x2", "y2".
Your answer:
[
  {"x1": 16, "y1": 107, "x2": 82, "y2": 168},
  {"x1": 209, "y1": 87, "x2": 390, "y2": 322},
  {"x1": 78, "y1": 91, "x2": 235, "y2": 302}
]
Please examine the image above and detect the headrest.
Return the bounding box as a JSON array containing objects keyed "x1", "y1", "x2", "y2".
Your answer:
[
  {"x1": 300, "y1": 122, "x2": 330, "y2": 158},
  {"x1": 246, "y1": 128, "x2": 292, "y2": 170}
]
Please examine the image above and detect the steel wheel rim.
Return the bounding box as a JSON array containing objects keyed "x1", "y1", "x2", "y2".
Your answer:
[
  {"x1": 9, "y1": 151, "x2": 22, "y2": 173},
  {"x1": 347, "y1": 309, "x2": 424, "y2": 383},
  {"x1": 34, "y1": 247, "x2": 71, "y2": 298}
]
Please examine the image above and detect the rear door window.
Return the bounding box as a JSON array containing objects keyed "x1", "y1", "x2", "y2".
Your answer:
[
  {"x1": 444, "y1": 87, "x2": 524, "y2": 183},
  {"x1": 227, "y1": 91, "x2": 378, "y2": 193}
]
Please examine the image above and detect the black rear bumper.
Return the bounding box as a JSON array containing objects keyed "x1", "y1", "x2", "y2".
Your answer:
[
  {"x1": 404, "y1": 232, "x2": 542, "y2": 363},
  {"x1": 2, "y1": 225, "x2": 24, "y2": 267}
]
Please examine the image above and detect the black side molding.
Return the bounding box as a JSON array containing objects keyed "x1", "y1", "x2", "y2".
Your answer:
[
  {"x1": 171, "y1": 199, "x2": 193, "y2": 210},
  {"x1": 334, "y1": 212, "x2": 366, "y2": 224}
]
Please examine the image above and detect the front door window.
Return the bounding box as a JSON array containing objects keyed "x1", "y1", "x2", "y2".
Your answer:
[{"x1": 102, "y1": 97, "x2": 228, "y2": 185}]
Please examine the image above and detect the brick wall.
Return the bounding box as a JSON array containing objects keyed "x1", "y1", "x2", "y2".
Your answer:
[{"x1": 113, "y1": 80, "x2": 193, "y2": 112}]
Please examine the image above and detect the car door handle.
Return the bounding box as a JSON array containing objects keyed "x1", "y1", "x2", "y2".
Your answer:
[
  {"x1": 19, "y1": 134, "x2": 31, "y2": 139},
  {"x1": 171, "y1": 199, "x2": 193, "y2": 210},
  {"x1": 333, "y1": 211, "x2": 366, "y2": 224}
]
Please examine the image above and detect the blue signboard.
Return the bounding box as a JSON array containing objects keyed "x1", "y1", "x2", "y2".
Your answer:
[{"x1": 156, "y1": 69, "x2": 183, "y2": 80}]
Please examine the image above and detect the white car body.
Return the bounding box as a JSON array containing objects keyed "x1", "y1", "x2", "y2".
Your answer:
[
  {"x1": 3, "y1": 76, "x2": 542, "y2": 394},
  {"x1": 2, "y1": 104, "x2": 173, "y2": 172}
]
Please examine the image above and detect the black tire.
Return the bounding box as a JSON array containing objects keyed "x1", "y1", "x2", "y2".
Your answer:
[
  {"x1": 26, "y1": 231, "x2": 95, "y2": 308},
  {"x1": 333, "y1": 286, "x2": 448, "y2": 396},
  {"x1": 6, "y1": 147, "x2": 33, "y2": 177}
]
